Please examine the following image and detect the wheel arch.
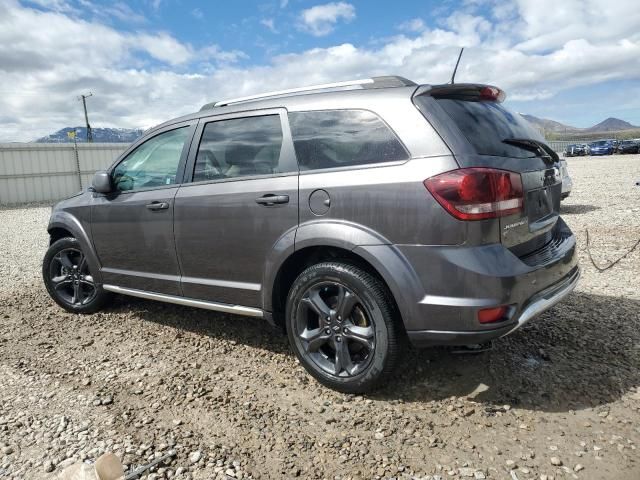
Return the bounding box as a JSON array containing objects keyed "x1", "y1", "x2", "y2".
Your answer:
[
  {"x1": 47, "y1": 211, "x2": 103, "y2": 284},
  {"x1": 265, "y1": 223, "x2": 422, "y2": 333}
]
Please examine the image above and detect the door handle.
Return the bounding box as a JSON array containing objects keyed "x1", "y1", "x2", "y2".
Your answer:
[
  {"x1": 255, "y1": 194, "x2": 289, "y2": 206},
  {"x1": 146, "y1": 201, "x2": 170, "y2": 211}
]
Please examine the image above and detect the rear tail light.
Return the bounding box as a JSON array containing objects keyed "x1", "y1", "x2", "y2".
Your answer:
[
  {"x1": 478, "y1": 305, "x2": 510, "y2": 324},
  {"x1": 424, "y1": 168, "x2": 524, "y2": 220}
]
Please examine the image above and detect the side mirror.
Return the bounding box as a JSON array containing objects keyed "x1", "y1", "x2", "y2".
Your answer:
[{"x1": 92, "y1": 170, "x2": 112, "y2": 193}]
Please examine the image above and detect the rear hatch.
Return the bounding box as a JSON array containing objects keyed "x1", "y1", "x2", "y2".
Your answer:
[{"x1": 413, "y1": 84, "x2": 563, "y2": 257}]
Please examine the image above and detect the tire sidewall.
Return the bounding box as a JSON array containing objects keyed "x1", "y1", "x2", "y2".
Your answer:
[{"x1": 286, "y1": 262, "x2": 394, "y2": 393}]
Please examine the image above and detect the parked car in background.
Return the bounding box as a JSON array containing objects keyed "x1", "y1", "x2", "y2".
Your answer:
[
  {"x1": 560, "y1": 159, "x2": 573, "y2": 199},
  {"x1": 582, "y1": 143, "x2": 591, "y2": 155},
  {"x1": 564, "y1": 144, "x2": 586, "y2": 157},
  {"x1": 617, "y1": 140, "x2": 639, "y2": 154},
  {"x1": 589, "y1": 140, "x2": 614, "y2": 155},
  {"x1": 42, "y1": 77, "x2": 579, "y2": 393}
]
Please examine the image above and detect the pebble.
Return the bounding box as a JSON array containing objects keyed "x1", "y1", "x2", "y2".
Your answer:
[{"x1": 550, "y1": 457, "x2": 562, "y2": 466}]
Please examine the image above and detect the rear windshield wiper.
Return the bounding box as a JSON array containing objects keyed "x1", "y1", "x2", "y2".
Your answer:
[{"x1": 502, "y1": 138, "x2": 558, "y2": 164}]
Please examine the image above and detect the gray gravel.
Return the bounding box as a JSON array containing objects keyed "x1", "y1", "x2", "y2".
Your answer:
[{"x1": 0, "y1": 155, "x2": 639, "y2": 479}]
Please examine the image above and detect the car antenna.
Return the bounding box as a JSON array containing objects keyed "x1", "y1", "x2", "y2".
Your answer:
[{"x1": 450, "y1": 47, "x2": 464, "y2": 84}]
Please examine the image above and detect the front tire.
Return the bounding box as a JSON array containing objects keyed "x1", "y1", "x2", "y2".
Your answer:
[
  {"x1": 43, "y1": 237, "x2": 111, "y2": 314},
  {"x1": 285, "y1": 262, "x2": 403, "y2": 393}
]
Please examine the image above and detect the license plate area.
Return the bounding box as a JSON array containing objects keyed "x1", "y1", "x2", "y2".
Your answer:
[{"x1": 526, "y1": 183, "x2": 561, "y2": 226}]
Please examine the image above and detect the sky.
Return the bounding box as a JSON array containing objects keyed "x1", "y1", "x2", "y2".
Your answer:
[{"x1": 0, "y1": 0, "x2": 639, "y2": 142}]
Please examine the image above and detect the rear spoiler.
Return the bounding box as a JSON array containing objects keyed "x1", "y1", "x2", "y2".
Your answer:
[{"x1": 414, "y1": 83, "x2": 506, "y2": 103}]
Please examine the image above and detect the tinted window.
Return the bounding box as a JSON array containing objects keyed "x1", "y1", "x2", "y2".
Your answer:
[
  {"x1": 426, "y1": 98, "x2": 546, "y2": 158},
  {"x1": 193, "y1": 115, "x2": 284, "y2": 182},
  {"x1": 112, "y1": 127, "x2": 189, "y2": 192},
  {"x1": 288, "y1": 110, "x2": 408, "y2": 171}
]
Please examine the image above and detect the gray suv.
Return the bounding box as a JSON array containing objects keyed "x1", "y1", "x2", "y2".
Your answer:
[{"x1": 43, "y1": 76, "x2": 579, "y2": 393}]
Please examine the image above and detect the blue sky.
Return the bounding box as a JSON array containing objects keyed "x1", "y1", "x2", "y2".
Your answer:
[{"x1": 1, "y1": 0, "x2": 639, "y2": 141}]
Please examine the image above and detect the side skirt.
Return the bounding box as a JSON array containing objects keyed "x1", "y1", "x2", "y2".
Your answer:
[{"x1": 102, "y1": 284, "x2": 264, "y2": 318}]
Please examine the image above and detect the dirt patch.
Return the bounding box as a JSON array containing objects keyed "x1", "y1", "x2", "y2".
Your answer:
[{"x1": 1, "y1": 156, "x2": 639, "y2": 479}]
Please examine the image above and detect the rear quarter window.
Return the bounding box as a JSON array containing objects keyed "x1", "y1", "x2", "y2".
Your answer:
[{"x1": 288, "y1": 110, "x2": 409, "y2": 171}]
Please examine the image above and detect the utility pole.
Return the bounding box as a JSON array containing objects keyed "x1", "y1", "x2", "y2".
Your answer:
[{"x1": 79, "y1": 93, "x2": 93, "y2": 142}]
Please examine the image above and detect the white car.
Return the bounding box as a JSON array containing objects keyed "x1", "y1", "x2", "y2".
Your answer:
[{"x1": 560, "y1": 159, "x2": 573, "y2": 200}]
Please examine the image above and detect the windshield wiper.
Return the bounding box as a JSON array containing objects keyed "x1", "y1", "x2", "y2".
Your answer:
[{"x1": 502, "y1": 138, "x2": 557, "y2": 164}]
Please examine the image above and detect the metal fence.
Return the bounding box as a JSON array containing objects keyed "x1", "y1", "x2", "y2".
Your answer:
[
  {"x1": 547, "y1": 140, "x2": 592, "y2": 153},
  {"x1": 0, "y1": 139, "x2": 586, "y2": 206},
  {"x1": 0, "y1": 143, "x2": 127, "y2": 205}
]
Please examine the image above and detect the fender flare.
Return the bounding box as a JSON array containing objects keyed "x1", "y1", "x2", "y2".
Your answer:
[{"x1": 48, "y1": 211, "x2": 103, "y2": 284}]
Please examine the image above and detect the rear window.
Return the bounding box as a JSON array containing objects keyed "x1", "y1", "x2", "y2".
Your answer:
[
  {"x1": 288, "y1": 110, "x2": 408, "y2": 171},
  {"x1": 424, "y1": 98, "x2": 546, "y2": 158}
]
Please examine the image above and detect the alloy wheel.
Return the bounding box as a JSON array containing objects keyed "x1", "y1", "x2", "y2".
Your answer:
[
  {"x1": 294, "y1": 281, "x2": 375, "y2": 377},
  {"x1": 48, "y1": 248, "x2": 97, "y2": 306}
]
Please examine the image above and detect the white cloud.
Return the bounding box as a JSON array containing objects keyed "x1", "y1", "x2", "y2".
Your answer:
[
  {"x1": 298, "y1": 2, "x2": 356, "y2": 37},
  {"x1": 191, "y1": 8, "x2": 203, "y2": 20},
  {"x1": 397, "y1": 18, "x2": 425, "y2": 33},
  {"x1": 261, "y1": 18, "x2": 278, "y2": 34},
  {"x1": 0, "y1": 0, "x2": 638, "y2": 141}
]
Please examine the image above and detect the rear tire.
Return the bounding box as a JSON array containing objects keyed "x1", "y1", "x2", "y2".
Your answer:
[
  {"x1": 43, "y1": 237, "x2": 111, "y2": 314},
  {"x1": 285, "y1": 262, "x2": 403, "y2": 393}
]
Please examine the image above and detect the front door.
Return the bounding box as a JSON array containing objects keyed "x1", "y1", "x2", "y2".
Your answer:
[
  {"x1": 91, "y1": 124, "x2": 194, "y2": 295},
  {"x1": 174, "y1": 110, "x2": 299, "y2": 307}
]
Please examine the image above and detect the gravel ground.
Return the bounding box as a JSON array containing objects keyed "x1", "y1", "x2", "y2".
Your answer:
[{"x1": 1, "y1": 155, "x2": 639, "y2": 480}]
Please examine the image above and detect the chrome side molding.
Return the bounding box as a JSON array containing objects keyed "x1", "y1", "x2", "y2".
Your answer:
[{"x1": 102, "y1": 284, "x2": 264, "y2": 318}]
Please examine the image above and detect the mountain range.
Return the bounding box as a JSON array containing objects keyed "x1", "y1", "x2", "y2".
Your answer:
[
  {"x1": 521, "y1": 115, "x2": 639, "y2": 134},
  {"x1": 35, "y1": 127, "x2": 144, "y2": 143}
]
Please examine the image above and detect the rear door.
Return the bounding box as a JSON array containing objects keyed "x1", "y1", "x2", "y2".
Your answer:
[
  {"x1": 414, "y1": 88, "x2": 563, "y2": 255},
  {"x1": 174, "y1": 109, "x2": 299, "y2": 307}
]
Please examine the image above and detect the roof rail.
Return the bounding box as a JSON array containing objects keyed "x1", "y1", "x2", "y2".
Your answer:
[{"x1": 206, "y1": 75, "x2": 416, "y2": 109}]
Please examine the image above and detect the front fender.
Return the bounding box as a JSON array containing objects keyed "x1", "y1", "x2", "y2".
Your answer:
[{"x1": 48, "y1": 211, "x2": 103, "y2": 284}]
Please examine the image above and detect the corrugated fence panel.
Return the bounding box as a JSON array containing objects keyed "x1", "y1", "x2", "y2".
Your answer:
[{"x1": 0, "y1": 143, "x2": 128, "y2": 205}]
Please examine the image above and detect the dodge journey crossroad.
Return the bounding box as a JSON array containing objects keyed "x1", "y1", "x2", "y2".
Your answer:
[{"x1": 43, "y1": 76, "x2": 579, "y2": 393}]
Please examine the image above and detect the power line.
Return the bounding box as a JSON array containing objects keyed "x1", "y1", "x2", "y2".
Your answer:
[{"x1": 78, "y1": 93, "x2": 93, "y2": 143}]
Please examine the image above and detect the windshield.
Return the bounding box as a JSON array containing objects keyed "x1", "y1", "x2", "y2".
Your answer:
[
  {"x1": 431, "y1": 98, "x2": 547, "y2": 158},
  {"x1": 591, "y1": 141, "x2": 609, "y2": 147}
]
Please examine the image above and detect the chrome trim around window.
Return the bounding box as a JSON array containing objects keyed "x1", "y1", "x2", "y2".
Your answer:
[{"x1": 102, "y1": 284, "x2": 264, "y2": 318}]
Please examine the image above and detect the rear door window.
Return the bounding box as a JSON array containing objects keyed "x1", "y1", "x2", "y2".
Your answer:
[
  {"x1": 423, "y1": 98, "x2": 546, "y2": 158},
  {"x1": 193, "y1": 115, "x2": 284, "y2": 182},
  {"x1": 288, "y1": 110, "x2": 408, "y2": 171}
]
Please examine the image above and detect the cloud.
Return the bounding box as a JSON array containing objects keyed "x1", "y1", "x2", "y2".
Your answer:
[
  {"x1": 0, "y1": 0, "x2": 638, "y2": 141},
  {"x1": 261, "y1": 18, "x2": 278, "y2": 34},
  {"x1": 191, "y1": 8, "x2": 203, "y2": 20},
  {"x1": 297, "y1": 2, "x2": 356, "y2": 37},
  {"x1": 397, "y1": 18, "x2": 425, "y2": 33}
]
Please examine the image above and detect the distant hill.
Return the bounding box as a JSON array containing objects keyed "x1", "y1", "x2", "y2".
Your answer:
[
  {"x1": 35, "y1": 127, "x2": 143, "y2": 143},
  {"x1": 520, "y1": 115, "x2": 640, "y2": 140},
  {"x1": 520, "y1": 114, "x2": 579, "y2": 134},
  {"x1": 586, "y1": 117, "x2": 638, "y2": 132}
]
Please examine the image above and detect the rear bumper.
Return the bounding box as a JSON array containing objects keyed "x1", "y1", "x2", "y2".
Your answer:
[
  {"x1": 407, "y1": 266, "x2": 580, "y2": 346},
  {"x1": 387, "y1": 218, "x2": 579, "y2": 346}
]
